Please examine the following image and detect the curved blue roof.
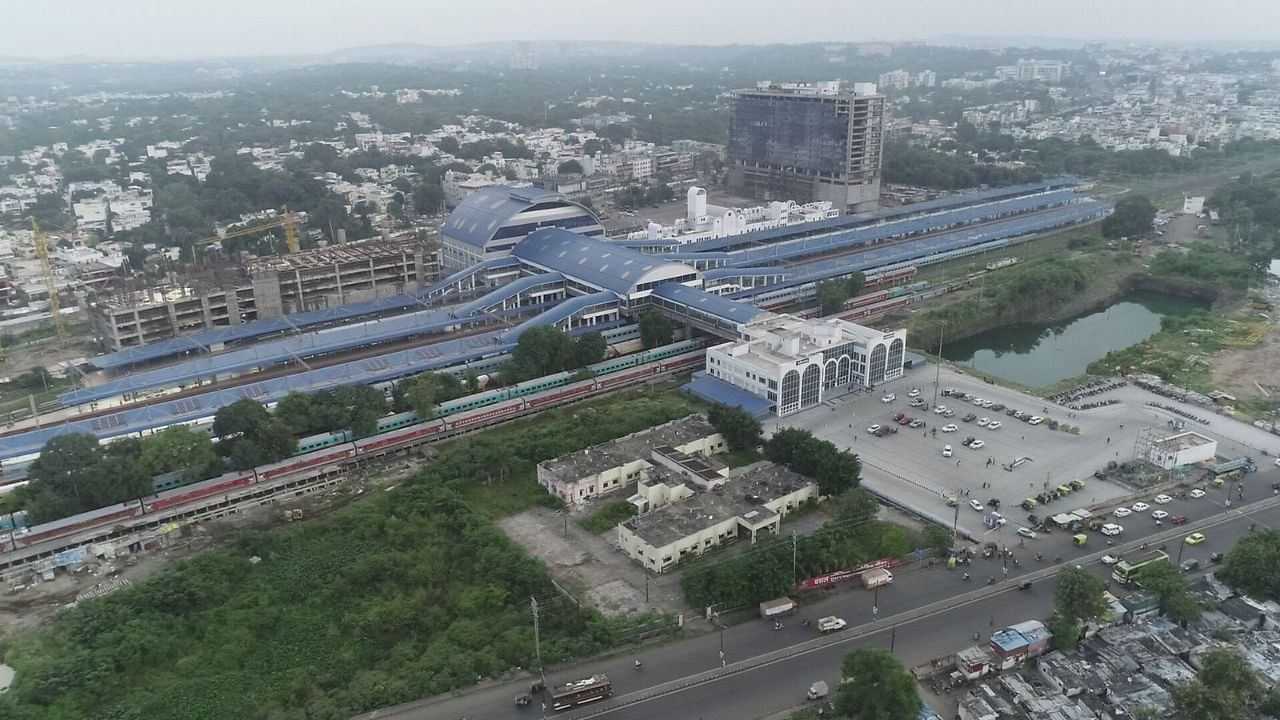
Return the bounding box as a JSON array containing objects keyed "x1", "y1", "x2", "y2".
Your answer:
[
  {"x1": 444, "y1": 185, "x2": 591, "y2": 250},
  {"x1": 513, "y1": 228, "x2": 699, "y2": 297}
]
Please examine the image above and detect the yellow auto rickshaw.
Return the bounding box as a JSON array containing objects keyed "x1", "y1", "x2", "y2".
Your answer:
[
  {"x1": 946, "y1": 495, "x2": 959, "y2": 507},
  {"x1": 1072, "y1": 534, "x2": 1087, "y2": 546},
  {"x1": 1057, "y1": 485, "x2": 1073, "y2": 496}
]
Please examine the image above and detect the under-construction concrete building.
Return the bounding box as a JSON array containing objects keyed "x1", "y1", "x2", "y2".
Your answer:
[{"x1": 89, "y1": 234, "x2": 441, "y2": 351}]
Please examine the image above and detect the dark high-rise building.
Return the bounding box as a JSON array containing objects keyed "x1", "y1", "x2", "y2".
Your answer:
[{"x1": 728, "y1": 81, "x2": 884, "y2": 212}]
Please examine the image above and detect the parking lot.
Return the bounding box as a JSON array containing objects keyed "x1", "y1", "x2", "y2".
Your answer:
[{"x1": 767, "y1": 365, "x2": 1280, "y2": 540}]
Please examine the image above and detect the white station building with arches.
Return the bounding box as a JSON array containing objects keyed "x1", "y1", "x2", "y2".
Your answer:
[{"x1": 704, "y1": 314, "x2": 907, "y2": 417}]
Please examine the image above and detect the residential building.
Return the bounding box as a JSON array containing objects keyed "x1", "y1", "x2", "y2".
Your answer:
[
  {"x1": 1013, "y1": 59, "x2": 1067, "y2": 84},
  {"x1": 878, "y1": 69, "x2": 911, "y2": 91},
  {"x1": 706, "y1": 314, "x2": 907, "y2": 416},
  {"x1": 536, "y1": 414, "x2": 726, "y2": 506},
  {"x1": 728, "y1": 81, "x2": 885, "y2": 212},
  {"x1": 617, "y1": 463, "x2": 818, "y2": 573}
]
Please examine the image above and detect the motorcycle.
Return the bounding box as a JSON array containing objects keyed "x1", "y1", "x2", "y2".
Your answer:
[
  {"x1": 962, "y1": 573, "x2": 971, "y2": 582},
  {"x1": 772, "y1": 621, "x2": 783, "y2": 631}
]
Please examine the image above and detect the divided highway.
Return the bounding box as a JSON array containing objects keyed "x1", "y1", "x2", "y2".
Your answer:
[{"x1": 366, "y1": 473, "x2": 1280, "y2": 720}]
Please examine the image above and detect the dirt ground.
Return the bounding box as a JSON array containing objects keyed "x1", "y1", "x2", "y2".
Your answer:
[{"x1": 1212, "y1": 320, "x2": 1280, "y2": 399}]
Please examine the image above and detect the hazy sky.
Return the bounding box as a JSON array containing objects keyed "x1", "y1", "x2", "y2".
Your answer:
[{"x1": 9, "y1": 0, "x2": 1280, "y2": 58}]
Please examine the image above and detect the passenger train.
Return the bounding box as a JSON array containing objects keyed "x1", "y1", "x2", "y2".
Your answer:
[{"x1": 2, "y1": 344, "x2": 707, "y2": 554}]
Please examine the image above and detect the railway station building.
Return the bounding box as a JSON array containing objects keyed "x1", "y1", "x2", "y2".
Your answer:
[
  {"x1": 441, "y1": 185, "x2": 604, "y2": 271},
  {"x1": 705, "y1": 314, "x2": 907, "y2": 416}
]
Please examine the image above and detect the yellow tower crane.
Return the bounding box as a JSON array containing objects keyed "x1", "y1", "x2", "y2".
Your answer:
[
  {"x1": 29, "y1": 217, "x2": 68, "y2": 344},
  {"x1": 197, "y1": 206, "x2": 302, "y2": 254}
]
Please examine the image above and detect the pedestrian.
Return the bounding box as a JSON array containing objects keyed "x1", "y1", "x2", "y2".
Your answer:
[
  {"x1": 1106, "y1": 437, "x2": 1110, "y2": 444},
  {"x1": 957, "y1": 460, "x2": 961, "y2": 467}
]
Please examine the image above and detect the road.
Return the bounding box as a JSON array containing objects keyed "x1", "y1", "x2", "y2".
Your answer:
[{"x1": 363, "y1": 470, "x2": 1280, "y2": 720}]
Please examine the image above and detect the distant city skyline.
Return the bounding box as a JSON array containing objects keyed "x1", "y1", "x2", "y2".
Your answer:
[{"x1": 6, "y1": 0, "x2": 1280, "y2": 60}]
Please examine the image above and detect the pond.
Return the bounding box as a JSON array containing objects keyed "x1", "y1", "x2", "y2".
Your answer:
[{"x1": 939, "y1": 291, "x2": 1205, "y2": 388}]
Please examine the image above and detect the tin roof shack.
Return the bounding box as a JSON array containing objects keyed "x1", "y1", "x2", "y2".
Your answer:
[
  {"x1": 988, "y1": 622, "x2": 1052, "y2": 671},
  {"x1": 1117, "y1": 590, "x2": 1160, "y2": 624},
  {"x1": 955, "y1": 684, "x2": 1001, "y2": 720},
  {"x1": 1010, "y1": 620, "x2": 1052, "y2": 657}
]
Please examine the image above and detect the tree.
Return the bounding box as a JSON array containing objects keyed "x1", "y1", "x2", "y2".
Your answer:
[
  {"x1": 833, "y1": 648, "x2": 922, "y2": 720},
  {"x1": 1136, "y1": 562, "x2": 1201, "y2": 623},
  {"x1": 213, "y1": 399, "x2": 273, "y2": 440},
  {"x1": 397, "y1": 372, "x2": 465, "y2": 418},
  {"x1": 139, "y1": 426, "x2": 219, "y2": 483},
  {"x1": 213, "y1": 399, "x2": 295, "y2": 470},
  {"x1": 1102, "y1": 194, "x2": 1157, "y2": 240},
  {"x1": 1174, "y1": 649, "x2": 1263, "y2": 720},
  {"x1": 572, "y1": 332, "x2": 607, "y2": 368},
  {"x1": 1047, "y1": 613, "x2": 1082, "y2": 650},
  {"x1": 922, "y1": 525, "x2": 953, "y2": 556},
  {"x1": 817, "y1": 279, "x2": 851, "y2": 314},
  {"x1": 764, "y1": 428, "x2": 861, "y2": 496},
  {"x1": 1054, "y1": 566, "x2": 1108, "y2": 622},
  {"x1": 1129, "y1": 705, "x2": 1164, "y2": 720},
  {"x1": 1219, "y1": 529, "x2": 1280, "y2": 601},
  {"x1": 557, "y1": 159, "x2": 583, "y2": 175},
  {"x1": 21, "y1": 433, "x2": 152, "y2": 523},
  {"x1": 638, "y1": 311, "x2": 674, "y2": 349},
  {"x1": 706, "y1": 404, "x2": 762, "y2": 452}
]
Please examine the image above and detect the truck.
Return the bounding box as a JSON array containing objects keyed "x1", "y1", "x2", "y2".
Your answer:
[
  {"x1": 807, "y1": 681, "x2": 830, "y2": 701},
  {"x1": 818, "y1": 616, "x2": 848, "y2": 633},
  {"x1": 862, "y1": 567, "x2": 894, "y2": 589},
  {"x1": 759, "y1": 596, "x2": 797, "y2": 619}
]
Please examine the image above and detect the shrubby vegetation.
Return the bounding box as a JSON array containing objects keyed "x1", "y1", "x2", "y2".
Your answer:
[
  {"x1": 883, "y1": 142, "x2": 1042, "y2": 190},
  {"x1": 1220, "y1": 530, "x2": 1280, "y2": 602},
  {"x1": 638, "y1": 311, "x2": 674, "y2": 349},
  {"x1": 912, "y1": 258, "x2": 1099, "y2": 349},
  {"x1": 212, "y1": 399, "x2": 298, "y2": 470},
  {"x1": 501, "y1": 326, "x2": 607, "y2": 382},
  {"x1": 833, "y1": 648, "x2": 923, "y2": 720},
  {"x1": 1086, "y1": 309, "x2": 1260, "y2": 387},
  {"x1": 1148, "y1": 242, "x2": 1254, "y2": 287},
  {"x1": 0, "y1": 391, "x2": 700, "y2": 720},
  {"x1": 706, "y1": 403, "x2": 763, "y2": 452}
]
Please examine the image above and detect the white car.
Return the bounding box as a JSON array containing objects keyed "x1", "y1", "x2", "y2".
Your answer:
[
  {"x1": 1113, "y1": 507, "x2": 1132, "y2": 518},
  {"x1": 1152, "y1": 510, "x2": 1169, "y2": 520},
  {"x1": 943, "y1": 445, "x2": 954, "y2": 458},
  {"x1": 989, "y1": 512, "x2": 1007, "y2": 526},
  {"x1": 1017, "y1": 527, "x2": 1037, "y2": 539},
  {"x1": 972, "y1": 397, "x2": 985, "y2": 405},
  {"x1": 1100, "y1": 523, "x2": 1123, "y2": 536},
  {"x1": 941, "y1": 423, "x2": 959, "y2": 433},
  {"x1": 1101, "y1": 554, "x2": 1120, "y2": 566},
  {"x1": 1154, "y1": 494, "x2": 1172, "y2": 504},
  {"x1": 1189, "y1": 488, "x2": 1206, "y2": 499},
  {"x1": 934, "y1": 405, "x2": 948, "y2": 415},
  {"x1": 881, "y1": 394, "x2": 895, "y2": 403},
  {"x1": 977, "y1": 417, "x2": 990, "y2": 427},
  {"x1": 867, "y1": 424, "x2": 882, "y2": 434},
  {"x1": 987, "y1": 421, "x2": 1002, "y2": 430},
  {"x1": 1028, "y1": 416, "x2": 1044, "y2": 425},
  {"x1": 970, "y1": 499, "x2": 984, "y2": 511},
  {"x1": 908, "y1": 388, "x2": 921, "y2": 397},
  {"x1": 980, "y1": 400, "x2": 994, "y2": 408},
  {"x1": 910, "y1": 398, "x2": 925, "y2": 407},
  {"x1": 1131, "y1": 501, "x2": 1151, "y2": 513},
  {"x1": 970, "y1": 439, "x2": 986, "y2": 449}
]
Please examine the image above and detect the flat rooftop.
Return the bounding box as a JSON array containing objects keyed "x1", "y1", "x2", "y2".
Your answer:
[
  {"x1": 621, "y1": 463, "x2": 812, "y2": 548},
  {"x1": 539, "y1": 414, "x2": 717, "y2": 483},
  {"x1": 244, "y1": 234, "x2": 426, "y2": 273},
  {"x1": 1153, "y1": 431, "x2": 1215, "y2": 451}
]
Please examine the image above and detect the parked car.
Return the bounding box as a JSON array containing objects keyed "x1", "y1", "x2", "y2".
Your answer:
[
  {"x1": 941, "y1": 424, "x2": 959, "y2": 433},
  {"x1": 1170, "y1": 515, "x2": 1188, "y2": 525},
  {"x1": 1154, "y1": 494, "x2": 1172, "y2": 504},
  {"x1": 970, "y1": 499, "x2": 984, "y2": 511},
  {"x1": 908, "y1": 388, "x2": 921, "y2": 397},
  {"x1": 991, "y1": 403, "x2": 1006, "y2": 412},
  {"x1": 987, "y1": 421, "x2": 1003, "y2": 430},
  {"x1": 970, "y1": 439, "x2": 986, "y2": 449},
  {"x1": 909, "y1": 419, "x2": 926, "y2": 428},
  {"x1": 1028, "y1": 416, "x2": 1045, "y2": 425},
  {"x1": 881, "y1": 394, "x2": 895, "y2": 403},
  {"x1": 934, "y1": 405, "x2": 949, "y2": 415},
  {"x1": 1152, "y1": 510, "x2": 1169, "y2": 521},
  {"x1": 962, "y1": 413, "x2": 978, "y2": 422},
  {"x1": 1113, "y1": 507, "x2": 1132, "y2": 518},
  {"x1": 1131, "y1": 502, "x2": 1151, "y2": 513},
  {"x1": 867, "y1": 424, "x2": 882, "y2": 434},
  {"x1": 910, "y1": 398, "x2": 925, "y2": 408},
  {"x1": 977, "y1": 417, "x2": 990, "y2": 426},
  {"x1": 1100, "y1": 523, "x2": 1123, "y2": 536},
  {"x1": 1017, "y1": 527, "x2": 1037, "y2": 539},
  {"x1": 1180, "y1": 559, "x2": 1201, "y2": 573},
  {"x1": 1189, "y1": 488, "x2": 1206, "y2": 499},
  {"x1": 943, "y1": 445, "x2": 953, "y2": 457},
  {"x1": 962, "y1": 436, "x2": 977, "y2": 447}
]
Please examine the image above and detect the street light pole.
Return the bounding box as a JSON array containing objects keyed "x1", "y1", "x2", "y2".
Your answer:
[
  {"x1": 873, "y1": 585, "x2": 880, "y2": 622},
  {"x1": 530, "y1": 597, "x2": 545, "y2": 687},
  {"x1": 791, "y1": 531, "x2": 798, "y2": 586},
  {"x1": 931, "y1": 322, "x2": 946, "y2": 409}
]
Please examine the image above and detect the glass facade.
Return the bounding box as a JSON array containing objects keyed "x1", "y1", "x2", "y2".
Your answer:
[{"x1": 729, "y1": 93, "x2": 849, "y2": 177}]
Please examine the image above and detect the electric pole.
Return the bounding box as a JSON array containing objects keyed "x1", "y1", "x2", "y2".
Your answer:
[
  {"x1": 531, "y1": 597, "x2": 545, "y2": 686},
  {"x1": 791, "y1": 531, "x2": 798, "y2": 586}
]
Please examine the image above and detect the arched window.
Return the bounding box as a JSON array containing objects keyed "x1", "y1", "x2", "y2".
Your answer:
[
  {"x1": 780, "y1": 369, "x2": 801, "y2": 414},
  {"x1": 824, "y1": 359, "x2": 839, "y2": 388},
  {"x1": 887, "y1": 338, "x2": 905, "y2": 378},
  {"x1": 869, "y1": 344, "x2": 888, "y2": 385},
  {"x1": 837, "y1": 355, "x2": 852, "y2": 385},
  {"x1": 801, "y1": 364, "x2": 822, "y2": 409}
]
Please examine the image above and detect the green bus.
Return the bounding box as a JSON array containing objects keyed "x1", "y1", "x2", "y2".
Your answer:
[{"x1": 1112, "y1": 549, "x2": 1169, "y2": 585}]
